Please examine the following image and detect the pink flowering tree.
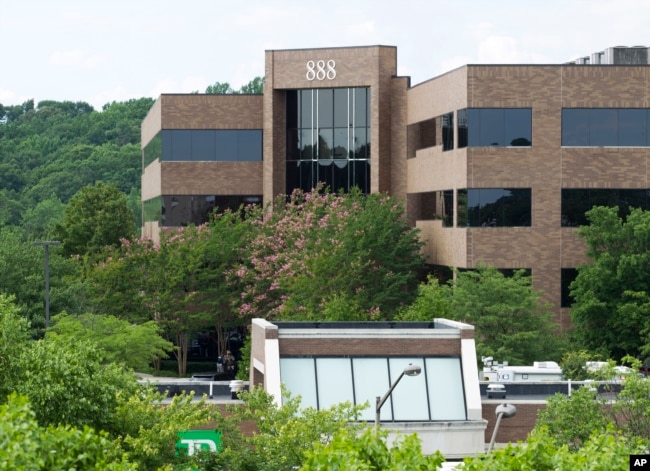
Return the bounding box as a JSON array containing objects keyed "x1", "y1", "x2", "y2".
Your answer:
[{"x1": 233, "y1": 186, "x2": 424, "y2": 321}]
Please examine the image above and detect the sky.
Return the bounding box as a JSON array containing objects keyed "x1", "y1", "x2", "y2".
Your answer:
[{"x1": 2, "y1": 0, "x2": 650, "y2": 111}]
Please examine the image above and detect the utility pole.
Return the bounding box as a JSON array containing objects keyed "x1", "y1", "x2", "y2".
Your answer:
[{"x1": 33, "y1": 241, "x2": 61, "y2": 328}]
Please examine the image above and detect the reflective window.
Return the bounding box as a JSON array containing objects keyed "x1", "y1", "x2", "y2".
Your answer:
[
  {"x1": 561, "y1": 189, "x2": 650, "y2": 226},
  {"x1": 279, "y1": 356, "x2": 466, "y2": 422},
  {"x1": 561, "y1": 268, "x2": 578, "y2": 308},
  {"x1": 159, "y1": 130, "x2": 262, "y2": 162},
  {"x1": 458, "y1": 108, "x2": 532, "y2": 148},
  {"x1": 143, "y1": 132, "x2": 162, "y2": 169},
  {"x1": 562, "y1": 108, "x2": 650, "y2": 146},
  {"x1": 143, "y1": 196, "x2": 162, "y2": 223},
  {"x1": 158, "y1": 194, "x2": 262, "y2": 227},
  {"x1": 286, "y1": 87, "x2": 370, "y2": 195},
  {"x1": 407, "y1": 112, "x2": 454, "y2": 157},
  {"x1": 316, "y1": 358, "x2": 354, "y2": 409},
  {"x1": 460, "y1": 188, "x2": 532, "y2": 227},
  {"x1": 280, "y1": 358, "x2": 317, "y2": 408}
]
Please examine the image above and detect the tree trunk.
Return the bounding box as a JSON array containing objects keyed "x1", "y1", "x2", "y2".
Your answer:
[{"x1": 176, "y1": 332, "x2": 189, "y2": 376}]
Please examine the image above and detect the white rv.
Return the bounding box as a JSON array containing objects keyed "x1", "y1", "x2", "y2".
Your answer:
[{"x1": 481, "y1": 357, "x2": 563, "y2": 382}]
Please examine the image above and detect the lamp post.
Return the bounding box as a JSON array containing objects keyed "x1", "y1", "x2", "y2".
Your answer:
[
  {"x1": 488, "y1": 403, "x2": 517, "y2": 452},
  {"x1": 33, "y1": 241, "x2": 61, "y2": 328},
  {"x1": 375, "y1": 363, "x2": 422, "y2": 429}
]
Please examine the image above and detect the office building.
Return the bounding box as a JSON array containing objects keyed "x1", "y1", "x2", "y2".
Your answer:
[{"x1": 141, "y1": 44, "x2": 650, "y2": 326}]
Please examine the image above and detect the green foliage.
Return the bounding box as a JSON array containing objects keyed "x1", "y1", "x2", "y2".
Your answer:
[
  {"x1": 463, "y1": 426, "x2": 646, "y2": 471},
  {"x1": 55, "y1": 181, "x2": 136, "y2": 259},
  {"x1": 20, "y1": 195, "x2": 66, "y2": 239},
  {"x1": 0, "y1": 394, "x2": 136, "y2": 470},
  {"x1": 560, "y1": 350, "x2": 603, "y2": 380},
  {"x1": 397, "y1": 275, "x2": 452, "y2": 321},
  {"x1": 48, "y1": 313, "x2": 175, "y2": 371},
  {"x1": 112, "y1": 388, "x2": 214, "y2": 470},
  {"x1": 535, "y1": 387, "x2": 612, "y2": 449},
  {"x1": 301, "y1": 427, "x2": 445, "y2": 470},
  {"x1": 448, "y1": 266, "x2": 563, "y2": 364},
  {"x1": 236, "y1": 187, "x2": 424, "y2": 321},
  {"x1": 400, "y1": 266, "x2": 563, "y2": 364},
  {"x1": 203, "y1": 386, "x2": 366, "y2": 471},
  {"x1": 13, "y1": 335, "x2": 140, "y2": 431},
  {"x1": 571, "y1": 206, "x2": 650, "y2": 359},
  {"x1": 0, "y1": 294, "x2": 31, "y2": 399},
  {"x1": 205, "y1": 77, "x2": 264, "y2": 94},
  {"x1": 610, "y1": 357, "x2": 650, "y2": 441}
]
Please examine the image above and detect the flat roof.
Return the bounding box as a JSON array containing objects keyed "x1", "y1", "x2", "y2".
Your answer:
[{"x1": 272, "y1": 321, "x2": 437, "y2": 329}]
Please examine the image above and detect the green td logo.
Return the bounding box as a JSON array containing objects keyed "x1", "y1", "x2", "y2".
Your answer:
[{"x1": 176, "y1": 430, "x2": 222, "y2": 456}]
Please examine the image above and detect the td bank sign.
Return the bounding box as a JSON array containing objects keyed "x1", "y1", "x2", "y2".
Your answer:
[{"x1": 176, "y1": 430, "x2": 222, "y2": 456}]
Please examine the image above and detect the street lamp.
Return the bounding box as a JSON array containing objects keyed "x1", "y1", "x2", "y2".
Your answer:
[
  {"x1": 375, "y1": 363, "x2": 422, "y2": 429},
  {"x1": 33, "y1": 241, "x2": 61, "y2": 328},
  {"x1": 488, "y1": 403, "x2": 517, "y2": 452}
]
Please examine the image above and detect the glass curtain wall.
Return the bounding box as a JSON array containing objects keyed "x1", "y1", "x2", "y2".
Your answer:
[
  {"x1": 279, "y1": 356, "x2": 467, "y2": 422},
  {"x1": 286, "y1": 88, "x2": 370, "y2": 195}
]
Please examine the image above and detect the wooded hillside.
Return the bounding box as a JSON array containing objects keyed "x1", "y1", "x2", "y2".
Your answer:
[{"x1": 0, "y1": 98, "x2": 154, "y2": 237}]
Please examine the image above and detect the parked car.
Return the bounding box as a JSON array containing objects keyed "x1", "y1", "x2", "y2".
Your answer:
[{"x1": 486, "y1": 383, "x2": 507, "y2": 399}]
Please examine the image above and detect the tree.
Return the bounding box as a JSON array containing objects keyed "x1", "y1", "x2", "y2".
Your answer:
[
  {"x1": 462, "y1": 425, "x2": 646, "y2": 471},
  {"x1": 301, "y1": 427, "x2": 444, "y2": 470},
  {"x1": 20, "y1": 195, "x2": 66, "y2": 240},
  {"x1": 55, "y1": 182, "x2": 136, "y2": 259},
  {"x1": 234, "y1": 187, "x2": 424, "y2": 321},
  {"x1": 111, "y1": 388, "x2": 214, "y2": 470},
  {"x1": 400, "y1": 266, "x2": 563, "y2": 365},
  {"x1": 202, "y1": 386, "x2": 365, "y2": 471},
  {"x1": 239, "y1": 76, "x2": 265, "y2": 94},
  {"x1": 396, "y1": 275, "x2": 453, "y2": 321},
  {"x1": 0, "y1": 227, "x2": 82, "y2": 330},
  {"x1": 535, "y1": 387, "x2": 612, "y2": 450},
  {"x1": 0, "y1": 294, "x2": 31, "y2": 400},
  {"x1": 570, "y1": 206, "x2": 650, "y2": 360},
  {"x1": 48, "y1": 313, "x2": 175, "y2": 371},
  {"x1": 449, "y1": 266, "x2": 563, "y2": 364},
  {"x1": 205, "y1": 82, "x2": 234, "y2": 94},
  {"x1": 13, "y1": 335, "x2": 141, "y2": 431},
  {"x1": 0, "y1": 394, "x2": 136, "y2": 470}
]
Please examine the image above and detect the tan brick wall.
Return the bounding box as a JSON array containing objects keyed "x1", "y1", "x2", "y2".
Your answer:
[
  {"x1": 263, "y1": 46, "x2": 401, "y2": 202},
  {"x1": 160, "y1": 161, "x2": 262, "y2": 195},
  {"x1": 407, "y1": 64, "x2": 650, "y2": 323},
  {"x1": 159, "y1": 94, "x2": 263, "y2": 129},
  {"x1": 278, "y1": 338, "x2": 460, "y2": 357}
]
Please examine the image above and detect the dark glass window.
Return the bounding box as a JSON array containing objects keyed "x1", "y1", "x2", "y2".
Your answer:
[
  {"x1": 143, "y1": 132, "x2": 162, "y2": 169},
  {"x1": 160, "y1": 130, "x2": 262, "y2": 162},
  {"x1": 286, "y1": 87, "x2": 370, "y2": 195},
  {"x1": 442, "y1": 190, "x2": 454, "y2": 227},
  {"x1": 457, "y1": 109, "x2": 468, "y2": 148},
  {"x1": 216, "y1": 131, "x2": 237, "y2": 161},
  {"x1": 459, "y1": 108, "x2": 532, "y2": 148},
  {"x1": 561, "y1": 109, "x2": 590, "y2": 146},
  {"x1": 590, "y1": 109, "x2": 618, "y2": 146},
  {"x1": 192, "y1": 130, "x2": 215, "y2": 161},
  {"x1": 562, "y1": 108, "x2": 650, "y2": 146},
  {"x1": 619, "y1": 109, "x2": 646, "y2": 146},
  {"x1": 238, "y1": 130, "x2": 263, "y2": 161},
  {"x1": 143, "y1": 196, "x2": 162, "y2": 223},
  {"x1": 462, "y1": 188, "x2": 532, "y2": 227},
  {"x1": 171, "y1": 130, "x2": 192, "y2": 161},
  {"x1": 561, "y1": 268, "x2": 578, "y2": 308},
  {"x1": 407, "y1": 112, "x2": 454, "y2": 157},
  {"x1": 441, "y1": 112, "x2": 454, "y2": 151},
  {"x1": 561, "y1": 189, "x2": 650, "y2": 226},
  {"x1": 161, "y1": 194, "x2": 262, "y2": 227}
]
